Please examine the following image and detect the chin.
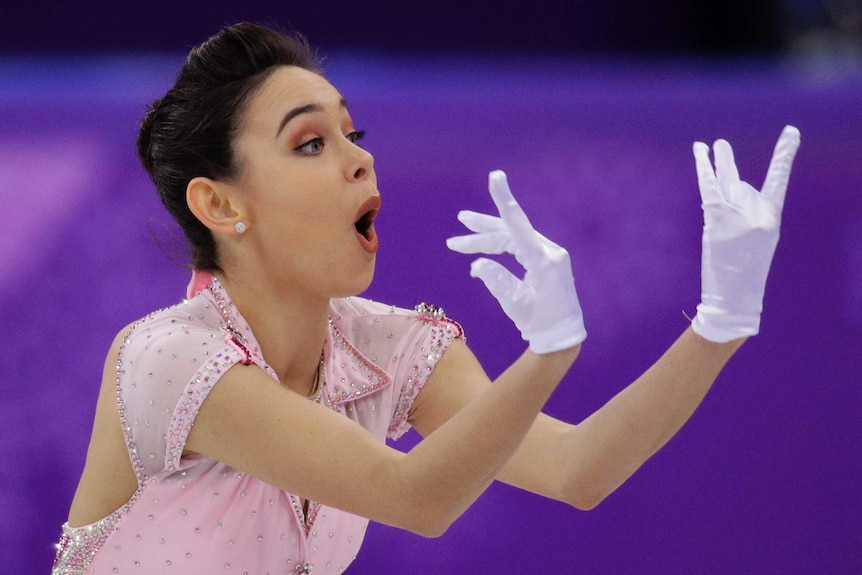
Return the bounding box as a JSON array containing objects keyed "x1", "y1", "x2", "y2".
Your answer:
[{"x1": 334, "y1": 260, "x2": 376, "y2": 298}]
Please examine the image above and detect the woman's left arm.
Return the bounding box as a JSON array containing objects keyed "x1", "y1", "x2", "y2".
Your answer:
[{"x1": 411, "y1": 326, "x2": 743, "y2": 510}]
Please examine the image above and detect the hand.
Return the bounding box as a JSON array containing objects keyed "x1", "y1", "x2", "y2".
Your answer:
[
  {"x1": 447, "y1": 170, "x2": 586, "y2": 353},
  {"x1": 691, "y1": 125, "x2": 801, "y2": 343}
]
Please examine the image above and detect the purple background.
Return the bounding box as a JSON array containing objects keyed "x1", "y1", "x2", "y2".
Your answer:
[{"x1": 2, "y1": 7, "x2": 861, "y2": 574}]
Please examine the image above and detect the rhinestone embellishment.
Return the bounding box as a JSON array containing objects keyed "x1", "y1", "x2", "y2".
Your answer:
[{"x1": 414, "y1": 302, "x2": 446, "y2": 321}]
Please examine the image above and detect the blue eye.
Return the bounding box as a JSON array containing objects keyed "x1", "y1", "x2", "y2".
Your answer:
[
  {"x1": 347, "y1": 130, "x2": 366, "y2": 146},
  {"x1": 296, "y1": 137, "x2": 324, "y2": 154}
]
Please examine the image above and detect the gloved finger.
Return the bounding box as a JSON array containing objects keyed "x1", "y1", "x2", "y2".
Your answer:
[
  {"x1": 487, "y1": 171, "x2": 544, "y2": 257},
  {"x1": 713, "y1": 139, "x2": 740, "y2": 190},
  {"x1": 692, "y1": 141, "x2": 723, "y2": 206},
  {"x1": 456, "y1": 210, "x2": 507, "y2": 234},
  {"x1": 761, "y1": 125, "x2": 801, "y2": 207},
  {"x1": 714, "y1": 139, "x2": 748, "y2": 205},
  {"x1": 446, "y1": 231, "x2": 513, "y2": 255},
  {"x1": 469, "y1": 257, "x2": 525, "y2": 307}
]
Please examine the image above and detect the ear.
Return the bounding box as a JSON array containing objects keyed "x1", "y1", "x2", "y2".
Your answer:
[{"x1": 186, "y1": 177, "x2": 245, "y2": 234}]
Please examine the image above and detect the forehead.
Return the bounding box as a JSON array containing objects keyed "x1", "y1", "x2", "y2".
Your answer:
[{"x1": 243, "y1": 66, "x2": 344, "y2": 129}]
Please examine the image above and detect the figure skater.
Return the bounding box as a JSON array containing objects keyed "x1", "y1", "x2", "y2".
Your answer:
[{"x1": 53, "y1": 22, "x2": 800, "y2": 575}]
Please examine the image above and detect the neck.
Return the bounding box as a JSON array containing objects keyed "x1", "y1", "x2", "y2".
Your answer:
[{"x1": 215, "y1": 269, "x2": 329, "y2": 395}]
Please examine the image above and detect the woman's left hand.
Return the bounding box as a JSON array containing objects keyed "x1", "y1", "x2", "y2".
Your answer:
[{"x1": 691, "y1": 125, "x2": 801, "y2": 342}]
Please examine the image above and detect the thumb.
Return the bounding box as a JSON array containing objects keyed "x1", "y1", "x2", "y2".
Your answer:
[
  {"x1": 761, "y1": 125, "x2": 801, "y2": 207},
  {"x1": 469, "y1": 258, "x2": 525, "y2": 308}
]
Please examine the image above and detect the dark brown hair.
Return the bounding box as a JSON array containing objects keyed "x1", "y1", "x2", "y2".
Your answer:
[{"x1": 136, "y1": 22, "x2": 321, "y2": 270}]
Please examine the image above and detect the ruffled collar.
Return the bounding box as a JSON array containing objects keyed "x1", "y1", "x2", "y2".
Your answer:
[{"x1": 187, "y1": 270, "x2": 391, "y2": 405}]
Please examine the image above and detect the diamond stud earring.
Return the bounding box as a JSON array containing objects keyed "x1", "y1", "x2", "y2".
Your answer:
[{"x1": 234, "y1": 221, "x2": 248, "y2": 234}]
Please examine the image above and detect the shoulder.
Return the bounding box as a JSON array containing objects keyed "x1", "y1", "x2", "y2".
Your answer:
[
  {"x1": 119, "y1": 296, "x2": 224, "y2": 363},
  {"x1": 113, "y1": 294, "x2": 242, "y2": 403},
  {"x1": 110, "y1": 294, "x2": 246, "y2": 474},
  {"x1": 326, "y1": 297, "x2": 465, "y2": 440},
  {"x1": 329, "y1": 296, "x2": 463, "y2": 338},
  {"x1": 328, "y1": 296, "x2": 463, "y2": 369}
]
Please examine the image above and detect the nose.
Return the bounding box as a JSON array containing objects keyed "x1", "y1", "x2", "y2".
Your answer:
[{"x1": 345, "y1": 141, "x2": 375, "y2": 182}]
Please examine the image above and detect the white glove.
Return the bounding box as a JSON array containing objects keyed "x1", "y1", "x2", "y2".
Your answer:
[
  {"x1": 691, "y1": 125, "x2": 801, "y2": 342},
  {"x1": 446, "y1": 170, "x2": 586, "y2": 354}
]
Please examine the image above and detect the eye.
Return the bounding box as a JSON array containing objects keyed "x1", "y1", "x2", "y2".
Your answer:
[
  {"x1": 295, "y1": 137, "x2": 324, "y2": 155},
  {"x1": 346, "y1": 130, "x2": 366, "y2": 146}
]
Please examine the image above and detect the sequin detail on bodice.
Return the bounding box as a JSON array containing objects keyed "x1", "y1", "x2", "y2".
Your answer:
[
  {"x1": 52, "y1": 497, "x2": 137, "y2": 575},
  {"x1": 52, "y1": 307, "x2": 161, "y2": 575},
  {"x1": 52, "y1": 277, "x2": 462, "y2": 574}
]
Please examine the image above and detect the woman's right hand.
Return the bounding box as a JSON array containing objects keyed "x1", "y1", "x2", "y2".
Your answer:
[{"x1": 446, "y1": 170, "x2": 586, "y2": 354}]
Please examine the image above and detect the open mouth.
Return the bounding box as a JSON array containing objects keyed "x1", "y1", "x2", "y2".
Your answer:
[
  {"x1": 353, "y1": 196, "x2": 381, "y2": 254},
  {"x1": 355, "y1": 210, "x2": 376, "y2": 239}
]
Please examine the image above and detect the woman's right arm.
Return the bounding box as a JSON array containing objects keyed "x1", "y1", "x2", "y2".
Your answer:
[
  {"x1": 185, "y1": 338, "x2": 578, "y2": 538},
  {"x1": 188, "y1": 169, "x2": 588, "y2": 537}
]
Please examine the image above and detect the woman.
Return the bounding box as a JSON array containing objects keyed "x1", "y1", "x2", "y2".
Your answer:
[{"x1": 53, "y1": 22, "x2": 800, "y2": 574}]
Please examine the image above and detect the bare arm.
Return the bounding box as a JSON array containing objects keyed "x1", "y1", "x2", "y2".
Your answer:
[
  {"x1": 185, "y1": 338, "x2": 578, "y2": 537},
  {"x1": 551, "y1": 328, "x2": 743, "y2": 507},
  {"x1": 425, "y1": 127, "x2": 800, "y2": 510},
  {"x1": 411, "y1": 327, "x2": 743, "y2": 510}
]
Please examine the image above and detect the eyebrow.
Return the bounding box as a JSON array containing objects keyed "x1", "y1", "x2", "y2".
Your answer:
[{"x1": 276, "y1": 97, "x2": 348, "y2": 138}]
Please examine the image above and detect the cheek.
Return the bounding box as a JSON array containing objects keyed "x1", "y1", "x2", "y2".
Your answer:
[
  {"x1": 244, "y1": 167, "x2": 345, "y2": 248},
  {"x1": 249, "y1": 179, "x2": 326, "y2": 228},
  {"x1": 255, "y1": 198, "x2": 341, "y2": 258}
]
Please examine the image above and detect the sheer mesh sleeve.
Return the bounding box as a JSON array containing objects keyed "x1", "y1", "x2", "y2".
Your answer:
[
  {"x1": 328, "y1": 298, "x2": 463, "y2": 442},
  {"x1": 386, "y1": 307, "x2": 463, "y2": 440},
  {"x1": 118, "y1": 310, "x2": 242, "y2": 481}
]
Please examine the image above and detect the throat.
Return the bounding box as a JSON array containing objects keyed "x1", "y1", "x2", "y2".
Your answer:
[{"x1": 279, "y1": 352, "x2": 325, "y2": 402}]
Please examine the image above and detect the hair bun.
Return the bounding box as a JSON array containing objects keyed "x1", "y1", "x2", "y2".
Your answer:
[{"x1": 136, "y1": 99, "x2": 162, "y2": 172}]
